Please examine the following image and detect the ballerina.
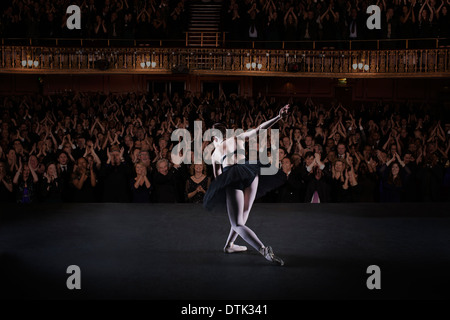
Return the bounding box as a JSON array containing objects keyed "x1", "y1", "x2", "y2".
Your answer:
[{"x1": 204, "y1": 105, "x2": 290, "y2": 266}]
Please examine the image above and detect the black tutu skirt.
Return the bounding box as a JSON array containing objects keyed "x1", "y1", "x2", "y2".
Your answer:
[{"x1": 203, "y1": 161, "x2": 287, "y2": 212}]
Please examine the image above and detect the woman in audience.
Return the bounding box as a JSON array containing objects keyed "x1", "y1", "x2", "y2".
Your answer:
[
  {"x1": 40, "y1": 162, "x2": 63, "y2": 203},
  {"x1": 131, "y1": 162, "x2": 152, "y2": 203},
  {"x1": 13, "y1": 158, "x2": 39, "y2": 204},
  {"x1": 379, "y1": 153, "x2": 411, "y2": 202},
  {"x1": 71, "y1": 157, "x2": 97, "y2": 202},
  {"x1": 186, "y1": 163, "x2": 210, "y2": 203}
]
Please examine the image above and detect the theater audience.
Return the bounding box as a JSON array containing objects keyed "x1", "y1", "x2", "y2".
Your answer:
[
  {"x1": 1, "y1": 0, "x2": 448, "y2": 47},
  {"x1": 0, "y1": 90, "x2": 448, "y2": 205},
  {"x1": 0, "y1": 0, "x2": 188, "y2": 41},
  {"x1": 223, "y1": 0, "x2": 450, "y2": 45}
]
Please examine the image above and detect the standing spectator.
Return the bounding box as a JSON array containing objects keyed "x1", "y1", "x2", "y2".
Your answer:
[
  {"x1": 247, "y1": 3, "x2": 261, "y2": 42},
  {"x1": 398, "y1": 4, "x2": 416, "y2": 39},
  {"x1": 330, "y1": 159, "x2": 350, "y2": 202},
  {"x1": 382, "y1": 7, "x2": 398, "y2": 41},
  {"x1": 416, "y1": 153, "x2": 444, "y2": 201},
  {"x1": 379, "y1": 153, "x2": 411, "y2": 202},
  {"x1": 418, "y1": 0, "x2": 436, "y2": 38},
  {"x1": 305, "y1": 165, "x2": 332, "y2": 203},
  {"x1": 277, "y1": 157, "x2": 303, "y2": 202},
  {"x1": 228, "y1": 2, "x2": 242, "y2": 41},
  {"x1": 300, "y1": 10, "x2": 318, "y2": 40},
  {"x1": 13, "y1": 158, "x2": 39, "y2": 204},
  {"x1": 185, "y1": 163, "x2": 210, "y2": 203},
  {"x1": 57, "y1": 151, "x2": 74, "y2": 202},
  {"x1": 169, "y1": 154, "x2": 189, "y2": 203},
  {"x1": 100, "y1": 146, "x2": 131, "y2": 202},
  {"x1": 347, "y1": 8, "x2": 364, "y2": 41},
  {"x1": 357, "y1": 159, "x2": 379, "y2": 202},
  {"x1": 71, "y1": 157, "x2": 97, "y2": 203},
  {"x1": 94, "y1": 15, "x2": 108, "y2": 38},
  {"x1": 436, "y1": 3, "x2": 450, "y2": 43},
  {"x1": 152, "y1": 158, "x2": 178, "y2": 203},
  {"x1": 0, "y1": 161, "x2": 13, "y2": 202},
  {"x1": 131, "y1": 162, "x2": 152, "y2": 203},
  {"x1": 283, "y1": 6, "x2": 298, "y2": 42},
  {"x1": 40, "y1": 162, "x2": 63, "y2": 203}
]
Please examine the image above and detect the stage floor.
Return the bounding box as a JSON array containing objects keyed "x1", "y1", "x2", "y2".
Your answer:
[{"x1": 1, "y1": 202, "x2": 449, "y2": 300}]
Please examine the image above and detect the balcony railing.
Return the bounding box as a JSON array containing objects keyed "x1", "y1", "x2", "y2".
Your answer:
[
  {"x1": 2, "y1": 36, "x2": 449, "y2": 50},
  {"x1": 1, "y1": 45, "x2": 449, "y2": 77}
]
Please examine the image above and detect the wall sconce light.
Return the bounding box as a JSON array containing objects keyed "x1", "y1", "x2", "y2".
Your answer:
[
  {"x1": 141, "y1": 61, "x2": 157, "y2": 69},
  {"x1": 246, "y1": 62, "x2": 262, "y2": 70},
  {"x1": 353, "y1": 61, "x2": 370, "y2": 72},
  {"x1": 21, "y1": 59, "x2": 39, "y2": 68}
]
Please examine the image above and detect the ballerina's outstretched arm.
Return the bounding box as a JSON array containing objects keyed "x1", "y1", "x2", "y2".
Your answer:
[{"x1": 237, "y1": 104, "x2": 290, "y2": 139}]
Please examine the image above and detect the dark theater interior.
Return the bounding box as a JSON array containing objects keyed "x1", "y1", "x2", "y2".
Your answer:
[{"x1": 0, "y1": 0, "x2": 449, "y2": 309}]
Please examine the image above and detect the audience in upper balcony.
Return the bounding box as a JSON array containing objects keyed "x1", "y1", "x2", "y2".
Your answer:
[
  {"x1": 223, "y1": 0, "x2": 450, "y2": 45},
  {"x1": 0, "y1": 0, "x2": 187, "y2": 40},
  {"x1": 1, "y1": 0, "x2": 449, "y2": 44},
  {"x1": 0, "y1": 90, "x2": 449, "y2": 204}
]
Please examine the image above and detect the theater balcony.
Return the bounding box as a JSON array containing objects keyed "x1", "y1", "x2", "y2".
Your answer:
[{"x1": 1, "y1": 37, "x2": 449, "y2": 78}]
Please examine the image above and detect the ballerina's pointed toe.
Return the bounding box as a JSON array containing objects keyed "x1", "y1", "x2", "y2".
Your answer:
[{"x1": 260, "y1": 246, "x2": 284, "y2": 266}]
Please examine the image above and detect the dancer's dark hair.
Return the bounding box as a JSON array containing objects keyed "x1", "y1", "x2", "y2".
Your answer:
[{"x1": 212, "y1": 123, "x2": 227, "y2": 138}]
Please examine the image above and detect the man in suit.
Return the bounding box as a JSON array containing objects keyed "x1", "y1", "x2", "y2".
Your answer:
[
  {"x1": 300, "y1": 10, "x2": 319, "y2": 40},
  {"x1": 277, "y1": 157, "x2": 303, "y2": 202},
  {"x1": 152, "y1": 158, "x2": 179, "y2": 203},
  {"x1": 348, "y1": 8, "x2": 365, "y2": 48},
  {"x1": 57, "y1": 151, "x2": 74, "y2": 202}
]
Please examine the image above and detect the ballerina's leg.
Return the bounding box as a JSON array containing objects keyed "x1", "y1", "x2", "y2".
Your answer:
[
  {"x1": 225, "y1": 180, "x2": 264, "y2": 252},
  {"x1": 225, "y1": 176, "x2": 259, "y2": 246}
]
